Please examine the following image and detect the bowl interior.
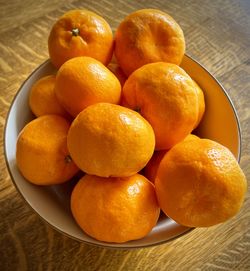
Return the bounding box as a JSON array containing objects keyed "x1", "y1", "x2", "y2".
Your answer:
[
  {"x1": 181, "y1": 56, "x2": 240, "y2": 159},
  {"x1": 4, "y1": 55, "x2": 241, "y2": 248}
]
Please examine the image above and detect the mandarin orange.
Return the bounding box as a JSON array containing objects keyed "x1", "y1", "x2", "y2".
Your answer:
[
  {"x1": 71, "y1": 173, "x2": 160, "y2": 243},
  {"x1": 122, "y1": 62, "x2": 199, "y2": 150},
  {"x1": 155, "y1": 138, "x2": 247, "y2": 227},
  {"x1": 67, "y1": 103, "x2": 155, "y2": 177},
  {"x1": 16, "y1": 115, "x2": 79, "y2": 185},
  {"x1": 48, "y1": 10, "x2": 113, "y2": 68},
  {"x1": 115, "y1": 9, "x2": 185, "y2": 76},
  {"x1": 29, "y1": 75, "x2": 69, "y2": 118},
  {"x1": 55, "y1": 57, "x2": 121, "y2": 117}
]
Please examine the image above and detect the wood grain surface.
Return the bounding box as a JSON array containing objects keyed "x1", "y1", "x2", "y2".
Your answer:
[{"x1": 1, "y1": 0, "x2": 250, "y2": 270}]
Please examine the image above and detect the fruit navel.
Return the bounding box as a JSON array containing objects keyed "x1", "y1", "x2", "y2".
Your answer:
[
  {"x1": 65, "y1": 154, "x2": 73, "y2": 163},
  {"x1": 72, "y1": 28, "x2": 80, "y2": 36}
]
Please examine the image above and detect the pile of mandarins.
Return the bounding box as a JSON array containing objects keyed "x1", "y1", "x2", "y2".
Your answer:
[{"x1": 16, "y1": 9, "x2": 247, "y2": 243}]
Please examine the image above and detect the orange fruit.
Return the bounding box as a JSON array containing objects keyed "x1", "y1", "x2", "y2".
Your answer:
[
  {"x1": 144, "y1": 151, "x2": 166, "y2": 183},
  {"x1": 71, "y1": 173, "x2": 160, "y2": 243},
  {"x1": 155, "y1": 138, "x2": 247, "y2": 227},
  {"x1": 16, "y1": 115, "x2": 79, "y2": 185},
  {"x1": 107, "y1": 62, "x2": 127, "y2": 87},
  {"x1": 54, "y1": 57, "x2": 121, "y2": 117},
  {"x1": 122, "y1": 62, "x2": 199, "y2": 150},
  {"x1": 67, "y1": 103, "x2": 155, "y2": 177},
  {"x1": 183, "y1": 134, "x2": 200, "y2": 142},
  {"x1": 29, "y1": 75, "x2": 69, "y2": 118},
  {"x1": 115, "y1": 9, "x2": 185, "y2": 76},
  {"x1": 144, "y1": 134, "x2": 199, "y2": 183},
  {"x1": 48, "y1": 9, "x2": 113, "y2": 68},
  {"x1": 193, "y1": 80, "x2": 205, "y2": 128}
]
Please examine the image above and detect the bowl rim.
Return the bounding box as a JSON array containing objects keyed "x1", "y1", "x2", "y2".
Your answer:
[{"x1": 3, "y1": 54, "x2": 242, "y2": 249}]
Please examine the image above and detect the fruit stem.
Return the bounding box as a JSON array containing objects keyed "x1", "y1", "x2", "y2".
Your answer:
[
  {"x1": 65, "y1": 155, "x2": 72, "y2": 163},
  {"x1": 72, "y1": 28, "x2": 80, "y2": 36}
]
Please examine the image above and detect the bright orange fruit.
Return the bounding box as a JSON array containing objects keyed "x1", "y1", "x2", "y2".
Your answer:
[
  {"x1": 67, "y1": 103, "x2": 155, "y2": 177},
  {"x1": 54, "y1": 57, "x2": 121, "y2": 117},
  {"x1": 16, "y1": 115, "x2": 79, "y2": 185},
  {"x1": 71, "y1": 173, "x2": 160, "y2": 243},
  {"x1": 48, "y1": 10, "x2": 114, "y2": 68},
  {"x1": 155, "y1": 138, "x2": 247, "y2": 227},
  {"x1": 29, "y1": 75, "x2": 69, "y2": 118},
  {"x1": 122, "y1": 62, "x2": 199, "y2": 150},
  {"x1": 115, "y1": 9, "x2": 185, "y2": 76}
]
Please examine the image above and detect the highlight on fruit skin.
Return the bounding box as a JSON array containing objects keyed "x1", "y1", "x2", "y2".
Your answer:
[
  {"x1": 115, "y1": 9, "x2": 185, "y2": 76},
  {"x1": 16, "y1": 115, "x2": 79, "y2": 185},
  {"x1": 67, "y1": 102, "x2": 155, "y2": 177},
  {"x1": 48, "y1": 9, "x2": 114, "y2": 68},
  {"x1": 155, "y1": 138, "x2": 247, "y2": 227},
  {"x1": 71, "y1": 173, "x2": 160, "y2": 243}
]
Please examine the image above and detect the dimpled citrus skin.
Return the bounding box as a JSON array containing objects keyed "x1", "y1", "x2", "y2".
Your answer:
[
  {"x1": 115, "y1": 9, "x2": 185, "y2": 76},
  {"x1": 155, "y1": 139, "x2": 247, "y2": 227},
  {"x1": 144, "y1": 134, "x2": 200, "y2": 183},
  {"x1": 122, "y1": 62, "x2": 199, "y2": 150},
  {"x1": 48, "y1": 9, "x2": 114, "y2": 68},
  {"x1": 71, "y1": 174, "x2": 160, "y2": 243},
  {"x1": 16, "y1": 115, "x2": 79, "y2": 185},
  {"x1": 67, "y1": 103, "x2": 155, "y2": 177},
  {"x1": 54, "y1": 57, "x2": 121, "y2": 117},
  {"x1": 29, "y1": 75, "x2": 69, "y2": 118}
]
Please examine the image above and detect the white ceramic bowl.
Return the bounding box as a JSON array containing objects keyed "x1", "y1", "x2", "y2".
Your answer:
[{"x1": 4, "y1": 55, "x2": 241, "y2": 248}]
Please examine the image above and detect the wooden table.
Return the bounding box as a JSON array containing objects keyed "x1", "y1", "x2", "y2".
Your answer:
[{"x1": 1, "y1": 0, "x2": 249, "y2": 270}]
